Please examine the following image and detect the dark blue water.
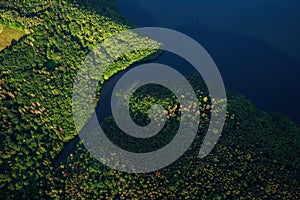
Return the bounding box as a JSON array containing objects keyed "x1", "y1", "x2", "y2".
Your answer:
[
  {"x1": 116, "y1": 0, "x2": 300, "y2": 123},
  {"x1": 55, "y1": 0, "x2": 300, "y2": 163},
  {"x1": 96, "y1": 51, "x2": 199, "y2": 123}
]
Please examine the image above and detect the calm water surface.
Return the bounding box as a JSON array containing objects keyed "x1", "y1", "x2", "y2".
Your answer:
[{"x1": 116, "y1": 0, "x2": 300, "y2": 123}]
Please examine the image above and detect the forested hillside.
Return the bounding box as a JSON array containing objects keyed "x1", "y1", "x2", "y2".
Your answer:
[
  {"x1": 0, "y1": 0, "x2": 157, "y2": 198},
  {"x1": 0, "y1": 0, "x2": 299, "y2": 199},
  {"x1": 62, "y1": 74, "x2": 299, "y2": 199}
]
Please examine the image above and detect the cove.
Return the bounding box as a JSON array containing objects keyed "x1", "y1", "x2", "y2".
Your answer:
[
  {"x1": 116, "y1": 0, "x2": 300, "y2": 123},
  {"x1": 55, "y1": 51, "x2": 199, "y2": 164}
]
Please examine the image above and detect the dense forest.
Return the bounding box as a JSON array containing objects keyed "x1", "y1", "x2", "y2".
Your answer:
[{"x1": 0, "y1": 0, "x2": 299, "y2": 199}]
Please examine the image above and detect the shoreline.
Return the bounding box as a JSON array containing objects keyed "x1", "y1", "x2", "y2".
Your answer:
[{"x1": 54, "y1": 50, "x2": 162, "y2": 165}]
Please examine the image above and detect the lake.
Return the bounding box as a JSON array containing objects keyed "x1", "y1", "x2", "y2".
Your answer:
[
  {"x1": 116, "y1": 0, "x2": 300, "y2": 123},
  {"x1": 56, "y1": 0, "x2": 300, "y2": 164}
]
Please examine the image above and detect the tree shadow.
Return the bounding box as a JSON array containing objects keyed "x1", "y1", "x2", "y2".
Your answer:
[{"x1": 66, "y1": 0, "x2": 128, "y2": 23}]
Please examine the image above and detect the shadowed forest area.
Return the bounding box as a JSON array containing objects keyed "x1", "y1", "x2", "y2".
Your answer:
[{"x1": 0, "y1": 0, "x2": 299, "y2": 199}]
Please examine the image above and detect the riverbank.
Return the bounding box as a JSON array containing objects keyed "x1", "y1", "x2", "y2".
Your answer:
[{"x1": 54, "y1": 50, "x2": 162, "y2": 165}]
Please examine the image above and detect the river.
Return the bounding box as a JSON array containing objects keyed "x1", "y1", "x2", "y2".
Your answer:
[{"x1": 55, "y1": 0, "x2": 300, "y2": 164}]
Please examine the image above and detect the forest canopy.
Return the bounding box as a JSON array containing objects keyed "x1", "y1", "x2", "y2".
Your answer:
[{"x1": 0, "y1": 0, "x2": 299, "y2": 199}]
